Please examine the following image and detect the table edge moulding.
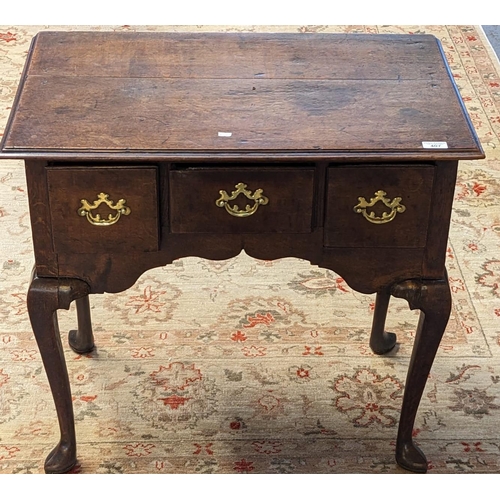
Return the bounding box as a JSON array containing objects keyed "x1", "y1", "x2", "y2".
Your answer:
[{"x1": 0, "y1": 31, "x2": 485, "y2": 474}]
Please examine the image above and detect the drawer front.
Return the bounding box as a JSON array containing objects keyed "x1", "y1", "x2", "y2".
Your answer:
[
  {"x1": 47, "y1": 166, "x2": 159, "y2": 254},
  {"x1": 169, "y1": 167, "x2": 315, "y2": 233},
  {"x1": 325, "y1": 165, "x2": 434, "y2": 248}
]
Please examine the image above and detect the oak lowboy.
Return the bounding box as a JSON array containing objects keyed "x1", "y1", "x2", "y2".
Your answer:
[{"x1": 0, "y1": 31, "x2": 484, "y2": 473}]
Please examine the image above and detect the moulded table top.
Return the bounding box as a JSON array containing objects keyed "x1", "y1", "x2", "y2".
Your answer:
[{"x1": 0, "y1": 31, "x2": 485, "y2": 161}]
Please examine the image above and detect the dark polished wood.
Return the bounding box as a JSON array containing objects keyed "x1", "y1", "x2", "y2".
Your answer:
[
  {"x1": 0, "y1": 31, "x2": 485, "y2": 473},
  {"x1": 1, "y1": 32, "x2": 482, "y2": 160},
  {"x1": 391, "y1": 275, "x2": 452, "y2": 472},
  {"x1": 46, "y1": 166, "x2": 159, "y2": 254},
  {"x1": 68, "y1": 296, "x2": 95, "y2": 355},
  {"x1": 27, "y1": 272, "x2": 90, "y2": 473},
  {"x1": 369, "y1": 290, "x2": 397, "y2": 355}
]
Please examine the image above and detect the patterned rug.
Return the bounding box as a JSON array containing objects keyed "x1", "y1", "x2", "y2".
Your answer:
[{"x1": 1, "y1": 25, "x2": 500, "y2": 474}]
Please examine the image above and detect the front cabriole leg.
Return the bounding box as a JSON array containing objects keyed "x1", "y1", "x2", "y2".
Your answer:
[
  {"x1": 391, "y1": 273, "x2": 451, "y2": 473},
  {"x1": 27, "y1": 273, "x2": 90, "y2": 473}
]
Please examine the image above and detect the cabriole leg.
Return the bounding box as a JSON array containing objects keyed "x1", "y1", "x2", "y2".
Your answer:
[
  {"x1": 391, "y1": 274, "x2": 451, "y2": 473},
  {"x1": 369, "y1": 289, "x2": 397, "y2": 354},
  {"x1": 27, "y1": 273, "x2": 90, "y2": 473},
  {"x1": 68, "y1": 296, "x2": 95, "y2": 354}
]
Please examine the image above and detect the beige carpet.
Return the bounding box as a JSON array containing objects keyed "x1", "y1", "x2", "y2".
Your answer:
[{"x1": 1, "y1": 25, "x2": 500, "y2": 474}]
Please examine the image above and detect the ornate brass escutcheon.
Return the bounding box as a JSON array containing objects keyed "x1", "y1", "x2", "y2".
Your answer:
[
  {"x1": 78, "y1": 192, "x2": 131, "y2": 226},
  {"x1": 215, "y1": 182, "x2": 269, "y2": 217},
  {"x1": 353, "y1": 190, "x2": 406, "y2": 224}
]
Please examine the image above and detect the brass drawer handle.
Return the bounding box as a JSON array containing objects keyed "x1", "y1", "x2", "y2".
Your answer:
[
  {"x1": 78, "y1": 192, "x2": 131, "y2": 226},
  {"x1": 353, "y1": 190, "x2": 406, "y2": 224},
  {"x1": 215, "y1": 182, "x2": 269, "y2": 218}
]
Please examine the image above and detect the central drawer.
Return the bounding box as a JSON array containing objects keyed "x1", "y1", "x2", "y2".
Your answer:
[{"x1": 169, "y1": 167, "x2": 315, "y2": 233}]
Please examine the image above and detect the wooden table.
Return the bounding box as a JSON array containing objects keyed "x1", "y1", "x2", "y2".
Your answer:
[{"x1": 0, "y1": 31, "x2": 484, "y2": 473}]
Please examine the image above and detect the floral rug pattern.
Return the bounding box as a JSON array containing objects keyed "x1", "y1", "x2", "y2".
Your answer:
[{"x1": 1, "y1": 25, "x2": 500, "y2": 474}]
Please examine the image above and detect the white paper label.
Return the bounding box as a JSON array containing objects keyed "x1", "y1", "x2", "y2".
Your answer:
[
  {"x1": 422, "y1": 141, "x2": 448, "y2": 149},
  {"x1": 218, "y1": 132, "x2": 232, "y2": 137}
]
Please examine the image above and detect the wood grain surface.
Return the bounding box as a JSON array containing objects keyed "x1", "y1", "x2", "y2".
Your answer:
[{"x1": 0, "y1": 32, "x2": 483, "y2": 159}]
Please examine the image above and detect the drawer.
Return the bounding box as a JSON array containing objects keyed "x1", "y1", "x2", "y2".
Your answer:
[
  {"x1": 325, "y1": 165, "x2": 434, "y2": 248},
  {"x1": 169, "y1": 167, "x2": 315, "y2": 233},
  {"x1": 47, "y1": 166, "x2": 159, "y2": 254}
]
